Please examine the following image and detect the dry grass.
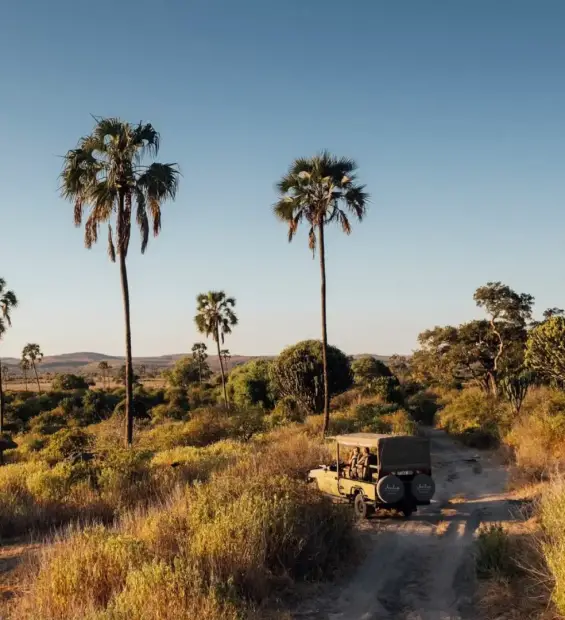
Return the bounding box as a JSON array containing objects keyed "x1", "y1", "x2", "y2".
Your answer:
[{"x1": 6, "y1": 428, "x2": 354, "y2": 619}]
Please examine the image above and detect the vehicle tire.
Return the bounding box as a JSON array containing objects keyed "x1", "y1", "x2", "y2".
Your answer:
[
  {"x1": 354, "y1": 493, "x2": 369, "y2": 519},
  {"x1": 410, "y1": 474, "x2": 435, "y2": 502},
  {"x1": 400, "y1": 503, "x2": 414, "y2": 518},
  {"x1": 376, "y1": 474, "x2": 405, "y2": 503}
]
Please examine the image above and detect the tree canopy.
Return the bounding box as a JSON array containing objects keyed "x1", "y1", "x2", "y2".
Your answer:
[
  {"x1": 227, "y1": 359, "x2": 275, "y2": 409},
  {"x1": 270, "y1": 340, "x2": 352, "y2": 413},
  {"x1": 525, "y1": 316, "x2": 565, "y2": 385}
]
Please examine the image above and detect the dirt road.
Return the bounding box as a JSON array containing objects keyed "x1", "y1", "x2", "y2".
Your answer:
[{"x1": 295, "y1": 429, "x2": 516, "y2": 620}]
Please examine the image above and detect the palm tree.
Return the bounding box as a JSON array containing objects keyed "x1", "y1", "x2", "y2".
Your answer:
[
  {"x1": 0, "y1": 279, "x2": 18, "y2": 433},
  {"x1": 274, "y1": 152, "x2": 369, "y2": 434},
  {"x1": 19, "y1": 358, "x2": 30, "y2": 392},
  {"x1": 98, "y1": 361, "x2": 110, "y2": 389},
  {"x1": 61, "y1": 117, "x2": 179, "y2": 446},
  {"x1": 22, "y1": 344, "x2": 43, "y2": 393},
  {"x1": 194, "y1": 292, "x2": 237, "y2": 407}
]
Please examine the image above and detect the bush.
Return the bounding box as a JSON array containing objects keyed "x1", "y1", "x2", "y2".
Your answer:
[
  {"x1": 351, "y1": 355, "x2": 392, "y2": 385},
  {"x1": 437, "y1": 388, "x2": 510, "y2": 447},
  {"x1": 28, "y1": 408, "x2": 68, "y2": 436},
  {"x1": 43, "y1": 428, "x2": 94, "y2": 464},
  {"x1": 227, "y1": 359, "x2": 275, "y2": 409},
  {"x1": 51, "y1": 374, "x2": 89, "y2": 391},
  {"x1": 11, "y1": 430, "x2": 354, "y2": 620},
  {"x1": 475, "y1": 523, "x2": 516, "y2": 579},
  {"x1": 266, "y1": 395, "x2": 306, "y2": 428},
  {"x1": 406, "y1": 390, "x2": 439, "y2": 425},
  {"x1": 539, "y1": 478, "x2": 565, "y2": 614},
  {"x1": 271, "y1": 340, "x2": 352, "y2": 413},
  {"x1": 505, "y1": 388, "x2": 565, "y2": 478}
]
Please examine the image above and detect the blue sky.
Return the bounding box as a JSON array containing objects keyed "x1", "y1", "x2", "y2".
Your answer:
[{"x1": 1, "y1": 0, "x2": 564, "y2": 358}]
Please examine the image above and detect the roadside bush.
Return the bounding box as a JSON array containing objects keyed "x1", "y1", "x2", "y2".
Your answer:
[
  {"x1": 406, "y1": 390, "x2": 439, "y2": 425},
  {"x1": 539, "y1": 478, "x2": 565, "y2": 614},
  {"x1": 475, "y1": 523, "x2": 517, "y2": 579},
  {"x1": 438, "y1": 388, "x2": 510, "y2": 447}
]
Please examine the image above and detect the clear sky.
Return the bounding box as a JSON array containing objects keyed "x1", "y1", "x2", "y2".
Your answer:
[{"x1": 1, "y1": 0, "x2": 564, "y2": 358}]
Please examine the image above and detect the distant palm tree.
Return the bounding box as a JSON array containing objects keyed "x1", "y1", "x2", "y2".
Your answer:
[
  {"x1": 0, "y1": 279, "x2": 18, "y2": 433},
  {"x1": 19, "y1": 358, "x2": 31, "y2": 392},
  {"x1": 274, "y1": 152, "x2": 369, "y2": 434},
  {"x1": 98, "y1": 361, "x2": 110, "y2": 389},
  {"x1": 194, "y1": 292, "x2": 237, "y2": 407},
  {"x1": 22, "y1": 343, "x2": 43, "y2": 394},
  {"x1": 61, "y1": 117, "x2": 179, "y2": 446}
]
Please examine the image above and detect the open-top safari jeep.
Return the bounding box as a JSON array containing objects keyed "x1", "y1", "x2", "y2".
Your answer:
[{"x1": 307, "y1": 432, "x2": 435, "y2": 518}]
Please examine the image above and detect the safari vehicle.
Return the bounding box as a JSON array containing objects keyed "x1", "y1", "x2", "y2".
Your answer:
[{"x1": 307, "y1": 432, "x2": 435, "y2": 518}]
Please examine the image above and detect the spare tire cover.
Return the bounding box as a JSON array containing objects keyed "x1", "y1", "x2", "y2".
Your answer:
[
  {"x1": 411, "y1": 474, "x2": 435, "y2": 502},
  {"x1": 376, "y1": 475, "x2": 405, "y2": 503}
]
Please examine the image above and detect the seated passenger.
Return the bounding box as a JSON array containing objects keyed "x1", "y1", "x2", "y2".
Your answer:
[
  {"x1": 357, "y1": 447, "x2": 372, "y2": 480},
  {"x1": 349, "y1": 447, "x2": 360, "y2": 478}
]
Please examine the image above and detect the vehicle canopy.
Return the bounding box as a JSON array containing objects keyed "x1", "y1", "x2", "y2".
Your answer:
[{"x1": 333, "y1": 433, "x2": 431, "y2": 471}]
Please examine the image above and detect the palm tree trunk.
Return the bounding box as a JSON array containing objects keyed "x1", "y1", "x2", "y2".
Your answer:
[
  {"x1": 318, "y1": 222, "x2": 330, "y2": 435},
  {"x1": 0, "y1": 359, "x2": 4, "y2": 434},
  {"x1": 23, "y1": 370, "x2": 28, "y2": 392},
  {"x1": 216, "y1": 329, "x2": 228, "y2": 408},
  {"x1": 119, "y1": 251, "x2": 134, "y2": 446},
  {"x1": 32, "y1": 362, "x2": 41, "y2": 394}
]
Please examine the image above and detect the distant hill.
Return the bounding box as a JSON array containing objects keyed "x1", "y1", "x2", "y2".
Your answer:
[{"x1": 0, "y1": 351, "x2": 392, "y2": 376}]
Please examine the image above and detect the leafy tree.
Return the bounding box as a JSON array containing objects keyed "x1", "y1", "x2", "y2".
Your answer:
[
  {"x1": 194, "y1": 291, "x2": 238, "y2": 407},
  {"x1": 117, "y1": 364, "x2": 140, "y2": 387},
  {"x1": 22, "y1": 343, "x2": 43, "y2": 394},
  {"x1": 220, "y1": 349, "x2": 231, "y2": 372},
  {"x1": 165, "y1": 357, "x2": 201, "y2": 389},
  {"x1": 274, "y1": 152, "x2": 368, "y2": 434},
  {"x1": 0, "y1": 278, "x2": 17, "y2": 436},
  {"x1": 227, "y1": 359, "x2": 275, "y2": 409},
  {"x1": 387, "y1": 354, "x2": 412, "y2": 383},
  {"x1": 271, "y1": 340, "x2": 352, "y2": 414},
  {"x1": 543, "y1": 307, "x2": 564, "y2": 320},
  {"x1": 474, "y1": 282, "x2": 534, "y2": 395},
  {"x1": 191, "y1": 342, "x2": 211, "y2": 384},
  {"x1": 61, "y1": 117, "x2": 179, "y2": 446},
  {"x1": 51, "y1": 373, "x2": 89, "y2": 391},
  {"x1": 525, "y1": 316, "x2": 565, "y2": 386},
  {"x1": 351, "y1": 355, "x2": 392, "y2": 386},
  {"x1": 412, "y1": 321, "x2": 498, "y2": 391},
  {"x1": 98, "y1": 361, "x2": 110, "y2": 389},
  {"x1": 20, "y1": 358, "x2": 31, "y2": 392}
]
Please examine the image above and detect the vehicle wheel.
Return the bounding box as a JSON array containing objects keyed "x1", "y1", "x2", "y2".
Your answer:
[
  {"x1": 400, "y1": 504, "x2": 414, "y2": 518},
  {"x1": 354, "y1": 493, "x2": 369, "y2": 519}
]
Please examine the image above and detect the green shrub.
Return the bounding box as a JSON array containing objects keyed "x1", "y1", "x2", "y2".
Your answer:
[
  {"x1": 43, "y1": 428, "x2": 94, "y2": 463},
  {"x1": 227, "y1": 359, "x2": 275, "y2": 409},
  {"x1": 406, "y1": 390, "x2": 439, "y2": 425},
  {"x1": 266, "y1": 395, "x2": 306, "y2": 428},
  {"x1": 475, "y1": 523, "x2": 516, "y2": 579},
  {"x1": 28, "y1": 408, "x2": 68, "y2": 436},
  {"x1": 438, "y1": 388, "x2": 510, "y2": 447},
  {"x1": 51, "y1": 374, "x2": 89, "y2": 391}
]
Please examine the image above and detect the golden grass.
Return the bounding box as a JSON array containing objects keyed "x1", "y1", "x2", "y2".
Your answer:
[{"x1": 7, "y1": 428, "x2": 354, "y2": 619}]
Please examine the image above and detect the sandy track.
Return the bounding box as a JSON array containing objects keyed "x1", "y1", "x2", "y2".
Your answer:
[{"x1": 295, "y1": 429, "x2": 515, "y2": 620}]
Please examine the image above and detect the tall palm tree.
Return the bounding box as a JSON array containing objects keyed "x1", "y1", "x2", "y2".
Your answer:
[
  {"x1": 274, "y1": 152, "x2": 369, "y2": 434},
  {"x1": 61, "y1": 117, "x2": 179, "y2": 446},
  {"x1": 0, "y1": 279, "x2": 18, "y2": 433},
  {"x1": 98, "y1": 361, "x2": 110, "y2": 389},
  {"x1": 19, "y1": 358, "x2": 30, "y2": 392},
  {"x1": 22, "y1": 343, "x2": 43, "y2": 393},
  {"x1": 194, "y1": 292, "x2": 237, "y2": 407}
]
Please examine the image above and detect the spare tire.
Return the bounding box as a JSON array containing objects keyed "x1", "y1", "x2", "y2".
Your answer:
[
  {"x1": 376, "y1": 475, "x2": 405, "y2": 503},
  {"x1": 411, "y1": 474, "x2": 435, "y2": 502}
]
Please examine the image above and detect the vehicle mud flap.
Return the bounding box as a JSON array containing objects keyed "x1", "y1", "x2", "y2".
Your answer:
[
  {"x1": 376, "y1": 474, "x2": 405, "y2": 503},
  {"x1": 411, "y1": 473, "x2": 436, "y2": 502}
]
